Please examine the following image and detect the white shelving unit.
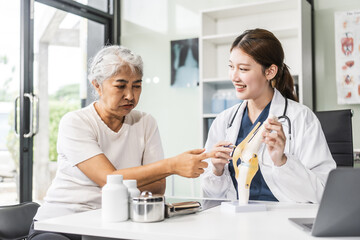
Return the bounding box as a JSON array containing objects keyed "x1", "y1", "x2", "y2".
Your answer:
[{"x1": 199, "y1": 0, "x2": 312, "y2": 145}]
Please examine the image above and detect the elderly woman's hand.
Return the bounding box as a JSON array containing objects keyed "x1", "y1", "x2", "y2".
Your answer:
[{"x1": 169, "y1": 149, "x2": 213, "y2": 178}]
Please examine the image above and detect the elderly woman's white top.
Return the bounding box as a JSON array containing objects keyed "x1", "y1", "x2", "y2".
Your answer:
[{"x1": 35, "y1": 102, "x2": 164, "y2": 220}]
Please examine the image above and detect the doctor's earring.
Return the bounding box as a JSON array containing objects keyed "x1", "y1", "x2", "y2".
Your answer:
[
  {"x1": 271, "y1": 79, "x2": 276, "y2": 88},
  {"x1": 268, "y1": 79, "x2": 276, "y2": 88}
]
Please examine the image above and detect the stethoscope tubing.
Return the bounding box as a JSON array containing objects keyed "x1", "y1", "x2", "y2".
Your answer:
[{"x1": 227, "y1": 97, "x2": 291, "y2": 138}]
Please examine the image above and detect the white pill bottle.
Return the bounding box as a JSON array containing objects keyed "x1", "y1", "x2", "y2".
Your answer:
[
  {"x1": 102, "y1": 174, "x2": 128, "y2": 222},
  {"x1": 123, "y1": 179, "x2": 141, "y2": 198}
]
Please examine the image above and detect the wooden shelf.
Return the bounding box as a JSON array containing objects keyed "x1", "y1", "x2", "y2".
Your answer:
[
  {"x1": 202, "y1": 78, "x2": 230, "y2": 83},
  {"x1": 203, "y1": 113, "x2": 218, "y2": 118},
  {"x1": 202, "y1": 28, "x2": 298, "y2": 45},
  {"x1": 202, "y1": 33, "x2": 239, "y2": 45}
]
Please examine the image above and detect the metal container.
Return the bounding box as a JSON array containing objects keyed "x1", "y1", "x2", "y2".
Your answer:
[{"x1": 130, "y1": 191, "x2": 164, "y2": 222}]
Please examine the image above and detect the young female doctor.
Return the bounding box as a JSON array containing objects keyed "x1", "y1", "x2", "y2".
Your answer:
[{"x1": 201, "y1": 29, "x2": 336, "y2": 203}]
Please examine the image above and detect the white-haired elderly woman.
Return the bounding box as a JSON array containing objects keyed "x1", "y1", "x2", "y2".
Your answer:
[{"x1": 28, "y1": 46, "x2": 214, "y2": 240}]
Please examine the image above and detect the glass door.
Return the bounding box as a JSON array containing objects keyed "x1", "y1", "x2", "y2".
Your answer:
[
  {"x1": 17, "y1": 0, "x2": 115, "y2": 203},
  {"x1": 32, "y1": 2, "x2": 107, "y2": 201}
]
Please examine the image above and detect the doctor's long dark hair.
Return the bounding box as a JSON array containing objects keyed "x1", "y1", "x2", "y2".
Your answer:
[{"x1": 230, "y1": 28, "x2": 298, "y2": 102}]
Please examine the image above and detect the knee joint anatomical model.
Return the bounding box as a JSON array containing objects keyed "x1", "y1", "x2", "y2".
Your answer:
[{"x1": 232, "y1": 115, "x2": 276, "y2": 204}]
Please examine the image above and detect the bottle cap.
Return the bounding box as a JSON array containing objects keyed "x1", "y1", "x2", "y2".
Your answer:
[
  {"x1": 106, "y1": 174, "x2": 123, "y2": 184},
  {"x1": 123, "y1": 179, "x2": 137, "y2": 188}
]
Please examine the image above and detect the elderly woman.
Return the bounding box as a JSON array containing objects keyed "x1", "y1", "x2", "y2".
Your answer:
[{"x1": 28, "y1": 46, "x2": 212, "y2": 240}]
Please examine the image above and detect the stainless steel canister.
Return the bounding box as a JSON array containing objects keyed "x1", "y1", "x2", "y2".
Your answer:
[{"x1": 130, "y1": 191, "x2": 165, "y2": 222}]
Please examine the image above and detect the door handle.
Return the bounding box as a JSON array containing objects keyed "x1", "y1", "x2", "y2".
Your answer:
[
  {"x1": 15, "y1": 93, "x2": 39, "y2": 138},
  {"x1": 23, "y1": 93, "x2": 33, "y2": 138}
]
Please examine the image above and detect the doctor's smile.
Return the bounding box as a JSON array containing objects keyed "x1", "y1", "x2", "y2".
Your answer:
[{"x1": 234, "y1": 84, "x2": 247, "y2": 92}]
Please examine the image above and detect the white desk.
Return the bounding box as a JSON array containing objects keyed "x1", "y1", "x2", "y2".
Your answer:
[{"x1": 35, "y1": 202, "x2": 358, "y2": 240}]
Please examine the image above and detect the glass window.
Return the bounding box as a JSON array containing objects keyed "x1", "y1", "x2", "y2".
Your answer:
[
  {"x1": 0, "y1": 0, "x2": 20, "y2": 205},
  {"x1": 32, "y1": 2, "x2": 105, "y2": 202},
  {"x1": 74, "y1": 0, "x2": 112, "y2": 14}
]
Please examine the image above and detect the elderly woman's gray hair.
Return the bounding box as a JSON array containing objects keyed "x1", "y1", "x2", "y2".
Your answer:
[{"x1": 88, "y1": 45, "x2": 143, "y2": 86}]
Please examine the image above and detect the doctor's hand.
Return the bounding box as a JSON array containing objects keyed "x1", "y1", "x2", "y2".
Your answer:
[
  {"x1": 262, "y1": 118, "x2": 287, "y2": 166},
  {"x1": 210, "y1": 141, "x2": 234, "y2": 176},
  {"x1": 169, "y1": 149, "x2": 210, "y2": 178}
]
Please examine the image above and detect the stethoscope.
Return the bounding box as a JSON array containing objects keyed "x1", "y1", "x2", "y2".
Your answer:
[{"x1": 227, "y1": 97, "x2": 292, "y2": 141}]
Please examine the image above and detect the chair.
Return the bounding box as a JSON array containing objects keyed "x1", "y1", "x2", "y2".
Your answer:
[
  {"x1": 0, "y1": 202, "x2": 40, "y2": 240},
  {"x1": 315, "y1": 109, "x2": 354, "y2": 167}
]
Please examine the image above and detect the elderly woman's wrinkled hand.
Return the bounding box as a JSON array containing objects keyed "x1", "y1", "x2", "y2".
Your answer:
[{"x1": 169, "y1": 149, "x2": 211, "y2": 178}]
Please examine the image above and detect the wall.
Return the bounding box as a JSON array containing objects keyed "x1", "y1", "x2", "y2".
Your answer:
[{"x1": 314, "y1": 0, "x2": 360, "y2": 150}]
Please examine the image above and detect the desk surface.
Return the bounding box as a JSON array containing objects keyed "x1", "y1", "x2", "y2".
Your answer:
[{"x1": 35, "y1": 201, "x2": 358, "y2": 240}]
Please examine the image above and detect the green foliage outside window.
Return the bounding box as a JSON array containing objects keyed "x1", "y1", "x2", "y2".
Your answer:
[
  {"x1": 48, "y1": 83, "x2": 81, "y2": 162},
  {"x1": 6, "y1": 111, "x2": 18, "y2": 169},
  {"x1": 48, "y1": 100, "x2": 79, "y2": 162}
]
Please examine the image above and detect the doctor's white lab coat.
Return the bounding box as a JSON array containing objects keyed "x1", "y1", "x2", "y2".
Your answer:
[{"x1": 201, "y1": 89, "x2": 336, "y2": 203}]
